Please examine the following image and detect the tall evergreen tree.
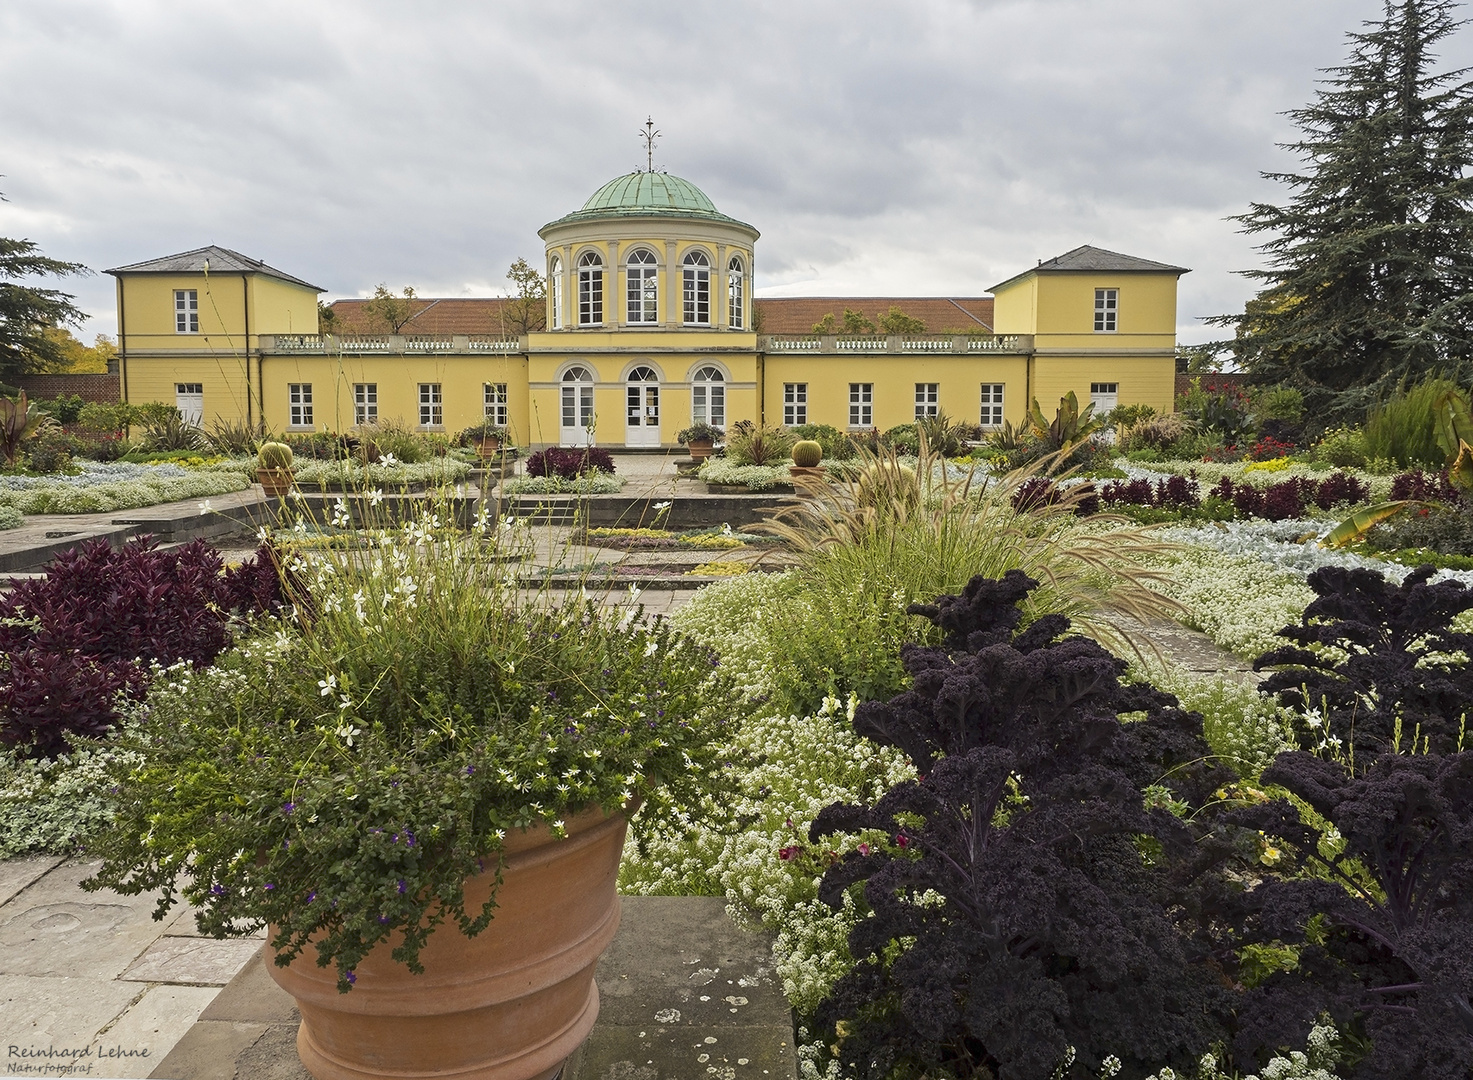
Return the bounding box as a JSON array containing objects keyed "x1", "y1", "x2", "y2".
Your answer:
[
  {"x1": 0, "y1": 237, "x2": 89, "y2": 378},
  {"x1": 1213, "y1": 1, "x2": 1473, "y2": 421}
]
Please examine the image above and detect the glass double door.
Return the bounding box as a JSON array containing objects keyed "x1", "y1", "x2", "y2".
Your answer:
[{"x1": 625, "y1": 366, "x2": 660, "y2": 447}]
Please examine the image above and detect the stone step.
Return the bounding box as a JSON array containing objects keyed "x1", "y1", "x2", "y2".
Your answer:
[{"x1": 148, "y1": 896, "x2": 797, "y2": 1080}]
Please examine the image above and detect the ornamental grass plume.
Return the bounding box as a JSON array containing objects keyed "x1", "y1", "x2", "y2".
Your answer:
[
  {"x1": 85, "y1": 491, "x2": 737, "y2": 991},
  {"x1": 755, "y1": 434, "x2": 1181, "y2": 661}
]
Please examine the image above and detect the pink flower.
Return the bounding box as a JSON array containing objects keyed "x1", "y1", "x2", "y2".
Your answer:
[
  {"x1": 778, "y1": 845, "x2": 801, "y2": 861},
  {"x1": 858, "y1": 843, "x2": 871, "y2": 856},
  {"x1": 895, "y1": 834, "x2": 910, "y2": 849}
]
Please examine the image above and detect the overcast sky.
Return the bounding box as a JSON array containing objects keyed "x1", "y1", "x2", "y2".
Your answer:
[{"x1": 4, "y1": 0, "x2": 1468, "y2": 345}]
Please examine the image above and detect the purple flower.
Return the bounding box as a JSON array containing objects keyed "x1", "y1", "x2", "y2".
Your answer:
[
  {"x1": 344, "y1": 970, "x2": 356, "y2": 985},
  {"x1": 465, "y1": 765, "x2": 476, "y2": 775},
  {"x1": 306, "y1": 891, "x2": 317, "y2": 903},
  {"x1": 264, "y1": 882, "x2": 275, "y2": 891},
  {"x1": 210, "y1": 884, "x2": 227, "y2": 896},
  {"x1": 282, "y1": 802, "x2": 296, "y2": 815},
  {"x1": 397, "y1": 879, "x2": 406, "y2": 894},
  {"x1": 379, "y1": 914, "x2": 390, "y2": 924}
]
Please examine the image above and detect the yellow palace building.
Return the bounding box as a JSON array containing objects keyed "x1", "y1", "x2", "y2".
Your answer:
[{"x1": 107, "y1": 170, "x2": 1187, "y2": 446}]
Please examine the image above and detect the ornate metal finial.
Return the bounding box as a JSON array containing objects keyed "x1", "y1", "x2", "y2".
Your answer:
[{"x1": 640, "y1": 117, "x2": 660, "y2": 172}]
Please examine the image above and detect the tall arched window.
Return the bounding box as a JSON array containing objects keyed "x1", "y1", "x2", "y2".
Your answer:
[
  {"x1": 549, "y1": 256, "x2": 563, "y2": 329},
  {"x1": 577, "y1": 251, "x2": 603, "y2": 326},
  {"x1": 560, "y1": 365, "x2": 595, "y2": 446},
  {"x1": 682, "y1": 250, "x2": 711, "y2": 325},
  {"x1": 626, "y1": 249, "x2": 658, "y2": 324},
  {"x1": 727, "y1": 256, "x2": 745, "y2": 329},
  {"x1": 691, "y1": 365, "x2": 725, "y2": 428}
]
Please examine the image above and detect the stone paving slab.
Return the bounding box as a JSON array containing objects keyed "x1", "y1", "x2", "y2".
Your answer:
[
  {"x1": 122, "y1": 939, "x2": 265, "y2": 987},
  {"x1": 95, "y1": 986, "x2": 222, "y2": 1079},
  {"x1": 0, "y1": 855, "x2": 63, "y2": 907}
]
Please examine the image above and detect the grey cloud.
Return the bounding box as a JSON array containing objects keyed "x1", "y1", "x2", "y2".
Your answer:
[{"x1": 2, "y1": 0, "x2": 1467, "y2": 345}]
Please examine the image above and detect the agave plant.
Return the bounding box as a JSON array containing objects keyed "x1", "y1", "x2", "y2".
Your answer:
[{"x1": 0, "y1": 391, "x2": 57, "y2": 465}]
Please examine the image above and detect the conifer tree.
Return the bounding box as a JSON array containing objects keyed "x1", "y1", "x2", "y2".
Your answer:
[{"x1": 1214, "y1": 1, "x2": 1473, "y2": 421}]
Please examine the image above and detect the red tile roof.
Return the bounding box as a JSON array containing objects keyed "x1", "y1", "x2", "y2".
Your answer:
[{"x1": 326, "y1": 296, "x2": 994, "y2": 336}]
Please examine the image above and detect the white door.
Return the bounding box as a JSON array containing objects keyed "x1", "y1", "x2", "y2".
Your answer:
[
  {"x1": 175, "y1": 383, "x2": 203, "y2": 427},
  {"x1": 560, "y1": 366, "x2": 595, "y2": 447},
  {"x1": 1089, "y1": 382, "x2": 1119, "y2": 418},
  {"x1": 625, "y1": 366, "x2": 660, "y2": 447}
]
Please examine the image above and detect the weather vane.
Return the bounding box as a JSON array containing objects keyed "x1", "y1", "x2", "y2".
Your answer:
[{"x1": 640, "y1": 117, "x2": 660, "y2": 172}]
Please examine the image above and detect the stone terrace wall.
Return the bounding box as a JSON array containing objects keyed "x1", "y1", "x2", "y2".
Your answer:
[{"x1": 11, "y1": 374, "x2": 121, "y2": 403}]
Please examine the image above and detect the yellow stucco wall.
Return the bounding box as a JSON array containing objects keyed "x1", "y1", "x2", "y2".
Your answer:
[
  {"x1": 124, "y1": 357, "x2": 253, "y2": 427},
  {"x1": 118, "y1": 273, "x2": 318, "y2": 352},
  {"x1": 761, "y1": 355, "x2": 1031, "y2": 431},
  {"x1": 1029, "y1": 356, "x2": 1176, "y2": 416}
]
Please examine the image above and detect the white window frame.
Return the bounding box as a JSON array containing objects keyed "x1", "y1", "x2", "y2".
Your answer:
[
  {"x1": 783, "y1": 383, "x2": 807, "y2": 426},
  {"x1": 418, "y1": 382, "x2": 443, "y2": 428},
  {"x1": 682, "y1": 250, "x2": 711, "y2": 325},
  {"x1": 980, "y1": 383, "x2": 1005, "y2": 429},
  {"x1": 727, "y1": 256, "x2": 744, "y2": 329},
  {"x1": 1090, "y1": 382, "x2": 1119, "y2": 416},
  {"x1": 915, "y1": 383, "x2": 939, "y2": 421},
  {"x1": 577, "y1": 251, "x2": 603, "y2": 326},
  {"x1": 174, "y1": 289, "x2": 199, "y2": 334},
  {"x1": 848, "y1": 383, "x2": 873, "y2": 428},
  {"x1": 483, "y1": 382, "x2": 508, "y2": 427},
  {"x1": 626, "y1": 249, "x2": 659, "y2": 324},
  {"x1": 691, "y1": 365, "x2": 725, "y2": 428},
  {"x1": 288, "y1": 383, "x2": 313, "y2": 429},
  {"x1": 549, "y1": 257, "x2": 563, "y2": 329},
  {"x1": 353, "y1": 383, "x2": 378, "y2": 426},
  {"x1": 1094, "y1": 288, "x2": 1118, "y2": 333}
]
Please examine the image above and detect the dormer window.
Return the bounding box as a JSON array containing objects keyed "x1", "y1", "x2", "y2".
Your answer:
[
  {"x1": 682, "y1": 250, "x2": 711, "y2": 325},
  {"x1": 578, "y1": 251, "x2": 604, "y2": 326},
  {"x1": 627, "y1": 249, "x2": 658, "y2": 324},
  {"x1": 727, "y1": 256, "x2": 745, "y2": 329}
]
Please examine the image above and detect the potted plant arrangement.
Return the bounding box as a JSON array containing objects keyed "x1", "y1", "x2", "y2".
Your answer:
[
  {"x1": 676, "y1": 422, "x2": 723, "y2": 463},
  {"x1": 459, "y1": 418, "x2": 511, "y2": 461},
  {"x1": 789, "y1": 438, "x2": 826, "y2": 489},
  {"x1": 86, "y1": 509, "x2": 733, "y2": 1080},
  {"x1": 257, "y1": 440, "x2": 295, "y2": 497}
]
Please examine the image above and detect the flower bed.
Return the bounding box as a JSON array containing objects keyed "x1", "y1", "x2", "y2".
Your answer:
[
  {"x1": 697, "y1": 459, "x2": 794, "y2": 490},
  {"x1": 501, "y1": 471, "x2": 624, "y2": 494},
  {"x1": 0, "y1": 461, "x2": 251, "y2": 514}
]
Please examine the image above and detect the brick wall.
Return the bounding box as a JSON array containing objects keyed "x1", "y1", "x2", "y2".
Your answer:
[
  {"x1": 1175, "y1": 372, "x2": 1247, "y2": 399},
  {"x1": 11, "y1": 374, "x2": 121, "y2": 403}
]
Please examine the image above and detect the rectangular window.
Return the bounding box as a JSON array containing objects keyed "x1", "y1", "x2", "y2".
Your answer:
[
  {"x1": 691, "y1": 383, "x2": 726, "y2": 428},
  {"x1": 915, "y1": 382, "x2": 939, "y2": 421},
  {"x1": 419, "y1": 382, "x2": 443, "y2": 428},
  {"x1": 849, "y1": 383, "x2": 873, "y2": 428},
  {"x1": 683, "y1": 266, "x2": 710, "y2": 324},
  {"x1": 578, "y1": 266, "x2": 603, "y2": 325},
  {"x1": 1094, "y1": 288, "x2": 1118, "y2": 332},
  {"x1": 174, "y1": 289, "x2": 199, "y2": 334},
  {"x1": 175, "y1": 383, "x2": 203, "y2": 427},
  {"x1": 980, "y1": 383, "x2": 1005, "y2": 429},
  {"x1": 483, "y1": 382, "x2": 509, "y2": 427},
  {"x1": 783, "y1": 383, "x2": 807, "y2": 426},
  {"x1": 288, "y1": 383, "x2": 313, "y2": 429},
  {"x1": 627, "y1": 265, "x2": 658, "y2": 323},
  {"x1": 1090, "y1": 382, "x2": 1119, "y2": 416},
  {"x1": 727, "y1": 264, "x2": 744, "y2": 329},
  {"x1": 353, "y1": 383, "x2": 378, "y2": 426}
]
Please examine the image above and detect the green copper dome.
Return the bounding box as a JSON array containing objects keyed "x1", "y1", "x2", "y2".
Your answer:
[{"x1": 539, "y1": 172, "x2": 758, "y2": 236}]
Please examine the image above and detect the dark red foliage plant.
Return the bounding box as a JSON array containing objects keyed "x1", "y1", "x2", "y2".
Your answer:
[
  {"x1": 807, "y1": 572, "x2": 1236, "y2": 1079},
  {"x1": 1391, "y1": 469, "x2": 1462, "y2": 505},
  {"x1": 525, "y1": 447, "x2": 616, "y2": 479},
  {"x1": 0, "y1": 538, "x2": 288, "y2": 758}
]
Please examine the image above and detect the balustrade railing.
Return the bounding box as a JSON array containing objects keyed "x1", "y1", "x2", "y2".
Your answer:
[
  {"x1": 468, "y1": 336, "x2": 519, "y2": 352},
  {"x1": 405, "y1": 336, "x2": 454, "y2": 351},
  {"x1": 758, "y1": 334, "x2": 1033, "y2": 354},
  {"x1": 766, "y1": 337, "x2": 821, "y2": 351}
]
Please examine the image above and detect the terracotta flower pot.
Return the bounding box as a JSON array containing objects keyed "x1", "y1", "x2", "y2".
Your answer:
[
  {"x1": 267, "y1": 804, "x2": 630, "y2": 1080},
  {"x1": 474, "y1": 436, "x2": 502, "y2": 460},
  {"x1": 687, "y1": 438, "x2": 713, "y2": 462},
  {"x1": 258, "y1": 467, "x2": 294, "y2": 498}
]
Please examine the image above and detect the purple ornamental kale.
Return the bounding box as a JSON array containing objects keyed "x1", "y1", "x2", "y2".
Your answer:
[
  {"x1": 1255, "y1": 565, "x2": 1473, "y2": 762},
  {"x1": 1226, "y1": 751, "x2": 1473, "y2": 1079},
  {"x1": 809, "y1": 571, "x2": 1234, "y2": 1080}
]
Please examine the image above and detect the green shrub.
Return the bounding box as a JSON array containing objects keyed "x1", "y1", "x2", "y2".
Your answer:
[
  {"x1": 33, "y1": 395, "x2": 85, "y2": 425},
  {"x1": 1253, "y1": 385, "x2": 1306, "y2": 422},
  {"x1": 791, "y1": 423, "x2": 856, "y2": 460},
  {"x1": 0, "y1": 505, "x2": 21, "y2": 530},
  {"x1": 356, "y1": 419, "x2": 434, "y2": 464},
  {"x1": 25, "y1": 431, "x2": 76, "y2": 474},
  {"x1": 1313, "y1": 425, "x2": 1369, "y2": 468},
  {"x1": 1362, "y1": 378, "x2": 1459, "y2": 467}
]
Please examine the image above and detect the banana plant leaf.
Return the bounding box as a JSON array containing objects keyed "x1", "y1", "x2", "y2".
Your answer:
[
  {"x1": 1433, "y1": 387, "x2": 1473, "y2": 463},
  {"x1": 1320, "y1": 500, "x2": 1420, "y2": 549}
]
